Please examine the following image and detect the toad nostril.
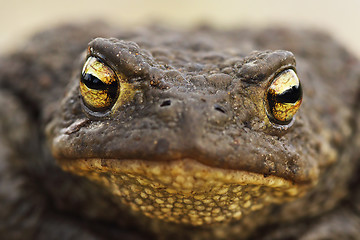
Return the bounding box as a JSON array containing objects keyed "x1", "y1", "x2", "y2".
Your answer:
[
  {"x1": 214, "y1": 104, "x2": 226, "y2": 114},
  {"x1": 160, "y1": 99, "x2": 172, "y2": 107}
]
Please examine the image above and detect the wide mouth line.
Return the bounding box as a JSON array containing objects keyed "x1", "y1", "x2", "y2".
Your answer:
[{"x1": 58, "y1": 157, "x2": 309, "y2": 189}]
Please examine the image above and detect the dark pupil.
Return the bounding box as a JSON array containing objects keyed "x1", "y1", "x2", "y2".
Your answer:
[
  {"x1": 81, "y1": 73, "x2": 118, "y2": 98},
  {"x1": 82, "y1": 73, "x2": 108, "y2": 90},
  {"x1": 272, "y1": 84, "x2": 302, "y2": 104}
]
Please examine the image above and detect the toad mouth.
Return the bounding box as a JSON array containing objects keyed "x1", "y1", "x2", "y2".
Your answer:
[{"x1": 58, "y1": 157, "x2": 311, "y2": 225}]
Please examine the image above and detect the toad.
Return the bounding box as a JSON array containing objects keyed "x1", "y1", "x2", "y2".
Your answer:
[{"x1": 1, "y1": 23, "x2": 359, "y2": 239}]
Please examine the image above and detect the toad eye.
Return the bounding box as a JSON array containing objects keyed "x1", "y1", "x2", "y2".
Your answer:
[
  {"x1": 266, "y1": 69, "x2": 303, "y2": 125},
  {"x1": 79, "y1": 57, "x2": 119, "y2": 113}
]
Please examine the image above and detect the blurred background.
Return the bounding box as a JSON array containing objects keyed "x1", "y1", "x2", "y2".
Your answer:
[{"x1": 1, "y1": 0, "x2": 360, "y2": 56}]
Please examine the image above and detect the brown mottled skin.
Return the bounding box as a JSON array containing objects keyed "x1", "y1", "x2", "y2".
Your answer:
[{"x1": 0, "y1": 23, "x2": 360, "y2": 239}]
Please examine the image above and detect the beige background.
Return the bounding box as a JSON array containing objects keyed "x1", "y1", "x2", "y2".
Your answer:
[{"x1": 1, "y1": 0, "x2": 360, "y2": 56}]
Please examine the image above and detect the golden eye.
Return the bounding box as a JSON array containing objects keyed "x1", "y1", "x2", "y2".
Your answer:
[
  {"x1": 79, "y1": 57, "x2": 119, "y2": 113},
  {"x1": 266, "y1": 69, "x2": 302, "y2": 125}
]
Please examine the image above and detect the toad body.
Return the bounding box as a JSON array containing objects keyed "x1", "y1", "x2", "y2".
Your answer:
[{"x1": 1, "y1": 24, "x2": 360, "y2": 240}]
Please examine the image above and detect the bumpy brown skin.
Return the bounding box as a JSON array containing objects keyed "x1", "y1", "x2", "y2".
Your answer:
[{"x1": 0, "y1": 23, "x2": 360, "y2": 239}]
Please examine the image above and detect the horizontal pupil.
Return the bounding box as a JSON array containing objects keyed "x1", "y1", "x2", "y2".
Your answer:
[
  {"x1": 274, "y1": 85, "x2": 302, "y2": 103},
  {"x1": 81, "y1": 73, "x2": 108, "y2": 90}
]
